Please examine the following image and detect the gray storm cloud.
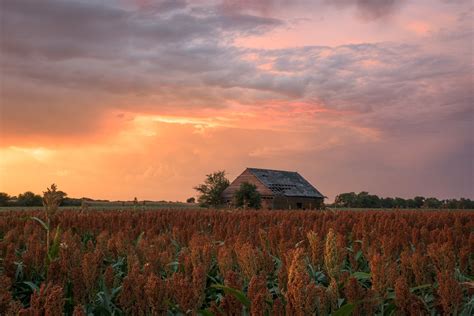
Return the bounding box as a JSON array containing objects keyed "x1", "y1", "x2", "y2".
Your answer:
[
  {"x1": 220, "y1": 0, "x2": 405, "y2": 20},
  {"x1": 1, "y1": 0, "x2": 471, "y2": 136}
]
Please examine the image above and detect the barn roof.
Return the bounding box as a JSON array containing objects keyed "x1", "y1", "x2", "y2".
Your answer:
[{"x1": 247, "y1": 168, "x2": 325, "y2": 198}]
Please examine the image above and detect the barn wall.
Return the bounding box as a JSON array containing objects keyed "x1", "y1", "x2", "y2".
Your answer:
[
  {"x1": 260, "y1": 196, "x2": 274, "y2": 210},
  {"x1": 272, "y1": 196, "x2": 324, "y2": 210},
  {"x1": 222, "y1": 169, "x2": 274, "y2": 203}
]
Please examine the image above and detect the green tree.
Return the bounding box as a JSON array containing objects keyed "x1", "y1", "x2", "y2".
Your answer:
[
  {"x1": 406, "y1": 199, "x2": 416, "y2": 208},
  {"x1": 423, "y1": 197, "x2": 442, "y2": 209},
  {"x1": 0, "y1": 192, "x2": 10, "y2": 206},
  {"x1": 380, "y1": 197, "x2": 395, "y2": 208},
  {"x1": 17, "y1": 191, "x2": 43, "y2": 206},
  {"x1": 459, "y1": 198, "x2": 474, "y2": 209},
  {"x1": 234, "y1": 182, "x2": 261, "y2": 209},
  {"x1": 394, "y1": 197, "x2": 407, "y2": 208},
  {"x1": 356, "y1": 191, "x2": 381, "y2": 208},
  {"x1": 186, "y1": 197, "x2": 196, "y2": 203},
  {"x1": 413, "y1": 196, "x2": 425, "y2": 208},
  {"x1": 334, "y1": 192, "x2": 357, "y2": 207},
  {"x1": 194, "y1": 170, "x2": 230, "y2": 207}
]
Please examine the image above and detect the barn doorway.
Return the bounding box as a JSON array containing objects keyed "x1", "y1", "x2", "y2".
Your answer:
[{"x1": 296, "y1": 202, "x2": 303, "y2": 209}]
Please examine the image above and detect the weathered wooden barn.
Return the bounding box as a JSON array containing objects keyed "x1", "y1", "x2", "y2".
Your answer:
[{"x1": 222, "y1": 168, "x2": 325, "y2": 210}]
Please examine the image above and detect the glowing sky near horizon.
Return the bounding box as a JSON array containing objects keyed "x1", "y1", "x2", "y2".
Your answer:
[{"x1": 0, "y1": 0, "x2": 473, "y2": 201}]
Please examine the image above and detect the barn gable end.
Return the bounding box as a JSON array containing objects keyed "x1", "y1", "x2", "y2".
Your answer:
[{"x1": 222, "y1": 169, "x2": 273, "y2": 202}]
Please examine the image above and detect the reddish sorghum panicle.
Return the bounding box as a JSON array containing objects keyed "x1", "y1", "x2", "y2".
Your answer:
[
  {"x1": 5, "y1": 300, "x2": 23, "y2": 316},
  {"x1": 144, "y1": 273, "x2": 167, "y2": 315},
  {"x1": 307, "y1": 231, "x2": 323, "y2": 269},
  {"x1": 360, "y1": 288, "x2": 378, "y2": 315},
  {"x1": 220, "y1": 271, "x2": 243, "y2": 315},
  {"x1": 458, "y1": 245, "x2": 470, "y2": 273},
  {"x1": 286, "y1": 247, "x2": 317, "y2": 316},
  {"x1": 394, "y1": 275, "x2": 426, "y2": 314},
  {"x1": 3, "y1": 244, "x2": 17, "y2": 279},
  {"x1": 26, "y1": 283, "x2": 64, "y2": 316},
  {"x1": 324, "y1": 228, "x2": 342, "y2": 280},
  {"x1": 312, "y1": 285, "x2": 329, "y2": 315},
  {"x1": 272, "y1": 298, "x2": 285, "y2": 316},
  {"x1": 217, "y1": 245, "x2": 235, "y2": 276},
  {"x1": 436, "y1": 271, "x2": 463, "y2": 315},
  {"x1": 0, "y1": 275, "x2": 13, "y2": 312},
  {"x1": 395, "y1": 276, "x2": 412, "y2": 314},
  {"x1": 399, "y1": 249, "x2": 413, "y2": 284},
  {"x1": 103, "y1": 265, "x2": 115, "y2": 289},
  {"x1": 168, "y1": 265, "x2": 207, "y2": 314},
  {"x1": 304, "y1": 283, "x2": 321, "y2": 315},
  {"x1": 191, "y1": 265, "x2": 207, "y2": 308},
  {"x1": 258, "y1": 229, "x2": 270, "y2": 252},
  {"x1": 169, "y1": 272, "x2": 195, "y2": 313},
  {"x1": 344, "y1": 277, "x2": 365, "y2": 316},
  {"x1": 277, "y1": 261, "x2": 288, "y2": 295},
  {"x1": 208, "y1": 301, "x2": 224, "y2": 316},
  {"x1": 411, "y1": 249, "x2": 431, "y2": 285},
  {"x1": 44, "y1": 284, "x2": 65, "y2": 316},
  {"x1": 427, "y1": 242, "x2": 455, "y2": 274},
  {"x1": 248, "y1": 274, "x2": 271, "y2": 316},
  {"x1": 81, "y1": 250, "x2": 102, "y2": 297},
  {"x1": 235, "y1": 242, "x2": 262, "y2": 281},
  {"x1": 22, "y1": 233, "x2": 46, "y2": 278},
  {"x1": 369, "y1": 252, "x2": 397, "y2": 297},
  {"x1": 46, "y1": 259, "x2": 64, "y2": 286},
  {"x1": 189, "y1": 234, "x2": 214, "y2": 273},
  {"x1": 327, "y1": 278, "x2": 339, "y2": 312},
  {"x1": 118, "y1": 263, "x2": 147, "y2": 315},
  {"x1": 72, "y1": 305, "x2": 86, "y2": 316},
  {"x1": 71, "y1": 266, "x2": 86, "y2": 304}
]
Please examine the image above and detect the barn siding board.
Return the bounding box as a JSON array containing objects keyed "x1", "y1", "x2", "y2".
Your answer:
[{"x1": 273, "y1": 196, "x2": 324, "y2": 210}]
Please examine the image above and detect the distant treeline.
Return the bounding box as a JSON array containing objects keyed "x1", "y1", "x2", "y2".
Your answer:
[
  {"x1": 0, "y1": 191, "x2": 95, "y2": 207},
  {"x1": 332, "y1": 191, "x2": 474, "y2": 209},
  {"x1": 0, "y1": 191, "x2": 184, "y2": 207},
  {"x1": 2, "y1": 190, "x2": 473, "y2": 209}
]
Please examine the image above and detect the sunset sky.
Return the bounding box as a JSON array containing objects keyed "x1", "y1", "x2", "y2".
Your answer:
[{"x1": 0, "y1": 0, "x2": 472, "y2": 201}]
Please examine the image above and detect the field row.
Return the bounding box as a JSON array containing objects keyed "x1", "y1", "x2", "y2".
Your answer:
[{"x1": 0, "y1": 209, "x2": 472, "y2": 315}]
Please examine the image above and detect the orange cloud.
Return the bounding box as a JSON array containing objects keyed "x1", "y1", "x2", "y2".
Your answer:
[{"x1": 0, "y1": 102, "x2": 381, "y2": 201}]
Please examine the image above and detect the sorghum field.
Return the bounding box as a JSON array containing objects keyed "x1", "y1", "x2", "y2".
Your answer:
[{"x1": 0, "y1": 209, "x2": 473, "y2": 315}]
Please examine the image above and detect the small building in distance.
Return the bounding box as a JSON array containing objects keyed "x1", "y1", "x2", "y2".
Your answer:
[{"x1": 222, "y1": 168, "x2": 325, "y2": 210}]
